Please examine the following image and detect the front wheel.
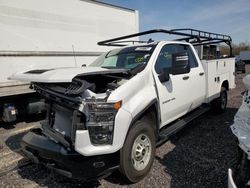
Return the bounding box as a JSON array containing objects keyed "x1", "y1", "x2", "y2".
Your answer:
[
  {"x1": 120, "y1": 118, "x2": 156, "y2": 183},
  {"x1": 211, "y1": 87, "x2": 227, "y2": 113},
  {"x1": 235, "y1": 149, "x2": 250, "y2": 187}
]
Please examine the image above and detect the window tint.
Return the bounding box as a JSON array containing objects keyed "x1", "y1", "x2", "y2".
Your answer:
[
  {"x1": 188, "y1": 48, "x2": 198, "y2": 68},
  {"x1": 175, "y1": 44, "x2": 198, "y2": 68},
  {"x1": 102, "y1": 56, "x2": 118, "y2": 67},
  {"x1": 155, "y1": 45, "x2": 176, "y2": 74},
  {"x1": 155, "y1": 44, "x2": 198, "y2": 74}
]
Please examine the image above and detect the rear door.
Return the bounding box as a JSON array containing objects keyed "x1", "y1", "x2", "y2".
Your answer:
[{"x1": 176, "y1": 44, "x2": 206, "y2": 109}]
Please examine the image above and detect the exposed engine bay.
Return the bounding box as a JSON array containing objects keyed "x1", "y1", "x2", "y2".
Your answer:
[{"x1": 33, "y1": 71, "x2": 130, "y2": 102}]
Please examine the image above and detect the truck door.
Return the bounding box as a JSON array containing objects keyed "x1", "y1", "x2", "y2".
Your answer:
[
  {"x1": 153, "y1": 43, "x2": 193, "y2": 127},
  {"x1": 186, "y1": 45, "x2": 206, "y2": 109}
]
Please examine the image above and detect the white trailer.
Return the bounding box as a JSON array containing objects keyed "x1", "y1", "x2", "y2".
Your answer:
[{"x1": 0, "y1": 0, "x2": 139, "y2": 122}]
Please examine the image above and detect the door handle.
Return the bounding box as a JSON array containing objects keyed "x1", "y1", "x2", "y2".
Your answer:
[
  {"x1": 182, "y1": 76, "x2": 189, "y2": 80},
  {"x1": 199, "y1": 72, "x2": 204, "y2": 76}
]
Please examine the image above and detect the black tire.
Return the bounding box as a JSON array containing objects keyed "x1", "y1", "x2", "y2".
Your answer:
[
  {"x1": 211, "y1": 87, "x2": 227, "y2": 113},
  {"x1": 243, "y1": 70, "x2": 246, "y2": 74},
  {"x1": 120, "y1": 117, "x2": 156, "y2": 183},
  {"x1": 235, "y1": 150, "x2": 250, "y2": 188}
]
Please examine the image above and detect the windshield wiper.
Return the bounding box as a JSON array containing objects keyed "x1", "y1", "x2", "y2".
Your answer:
[{"x1": 127, "y1": 63, "x2": 147, "y2": 76}]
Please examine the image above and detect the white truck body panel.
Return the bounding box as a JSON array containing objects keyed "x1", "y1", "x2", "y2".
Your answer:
[
  {"x1": 202, "y1": 58, "x2": 235, "y2": 102},
  {"x1": 0, "y1": 0, "x2": 139, "y2": 89}
]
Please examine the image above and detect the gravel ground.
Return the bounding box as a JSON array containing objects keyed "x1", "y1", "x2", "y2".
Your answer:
[{"x1": 0, "y1": 65, "x2": 249, "y2": 188}]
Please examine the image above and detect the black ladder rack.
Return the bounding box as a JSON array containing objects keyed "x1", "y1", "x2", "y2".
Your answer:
[{"x1": 98, "y1": 28, "x2": 233, "y2": 56}]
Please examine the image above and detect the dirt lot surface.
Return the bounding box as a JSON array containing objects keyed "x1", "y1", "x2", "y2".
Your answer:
[{"x1": 0, "y1": 65, "x2": 249, "y2": 188}]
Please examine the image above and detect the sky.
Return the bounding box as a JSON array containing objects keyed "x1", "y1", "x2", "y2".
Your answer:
[{"x1": 101, "y1": 0, "x2": 250, "y2": 43}]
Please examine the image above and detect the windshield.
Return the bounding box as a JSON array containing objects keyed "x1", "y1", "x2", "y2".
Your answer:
[{"x1": 90, "y1": 45, "x2": 156, "y2": 69}]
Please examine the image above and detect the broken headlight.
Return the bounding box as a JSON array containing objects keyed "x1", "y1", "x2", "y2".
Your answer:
[{"x1": 86, "y1": 101, "x2": 121, "y2": 145}]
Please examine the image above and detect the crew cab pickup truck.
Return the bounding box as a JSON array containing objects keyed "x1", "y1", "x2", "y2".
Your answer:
[{"x1": 10, "y1": 29, "x2": 235, "y2": 183}]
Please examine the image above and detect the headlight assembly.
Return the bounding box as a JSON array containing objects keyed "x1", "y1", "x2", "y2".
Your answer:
[{"x1": 86, "y1": 101, "x2": 122, "y2": 145}]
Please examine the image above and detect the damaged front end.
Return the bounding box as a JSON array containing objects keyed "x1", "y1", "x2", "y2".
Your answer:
[
  {"x1": 21, "y1": 71, "x2": 129, "y2": 180},
  {"x1": 34, "y1": 70, "x2": 129, "y2": 145},
  {"x1": 229, "y1": 75, "x2": 250, "y2": 188},
  {"x1": 18, "y1": 44, "x2": 156, "y2": 180}
]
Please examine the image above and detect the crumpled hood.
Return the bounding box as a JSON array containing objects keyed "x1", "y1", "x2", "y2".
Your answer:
[{"x1": 9, "y1": 66, "x2": 127, "y2": 83}]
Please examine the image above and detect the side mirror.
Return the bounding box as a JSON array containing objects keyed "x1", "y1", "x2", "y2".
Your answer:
[
  {"x1": 158, "y1": 68, "x2": 170, "y2": 82},
  {"x1": 172, "y1": 52, "x2": 190, "y2": 75}
]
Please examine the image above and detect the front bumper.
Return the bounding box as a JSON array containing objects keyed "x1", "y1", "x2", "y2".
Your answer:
[{"x1": 21, "y1": 128, "x2": 119, "y2": 180}]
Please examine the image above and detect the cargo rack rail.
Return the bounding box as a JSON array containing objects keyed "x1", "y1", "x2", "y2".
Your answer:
[{"x1": 98, "y1": 28, "x2": 233, "y2": 56}]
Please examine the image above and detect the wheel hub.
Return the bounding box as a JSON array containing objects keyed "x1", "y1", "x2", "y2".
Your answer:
[{"x1": 131, "y1": 134, "x2": 152, "y2": 171}]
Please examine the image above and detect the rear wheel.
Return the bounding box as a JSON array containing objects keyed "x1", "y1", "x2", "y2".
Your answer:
[
  {"x1": 120, "y1": 117, "x2": 156, "y2": 183},
  {"x1": 211, "y1": 87, "x2": 227, "y2": 113}
]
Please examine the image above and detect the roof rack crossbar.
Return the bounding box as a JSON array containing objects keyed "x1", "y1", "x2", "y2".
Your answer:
[
  {"x1": 97, "y1": 28, "x2": 233, "y2": 56},
  {"x1": 170, "y1": 28, "x2": 232, "y2": 41},
  {"x1": 101, "y1": 40, "x2": 149, "y2": 47},
  {"x1": 193, "y1": 39, "x2": 226, "y2": 46},
  {"x1": 98, "y1": 29, "x2": 200, "y2": 46},
  {"x1": 175, "y1": 37, "x2": 196, "y2": 42}
]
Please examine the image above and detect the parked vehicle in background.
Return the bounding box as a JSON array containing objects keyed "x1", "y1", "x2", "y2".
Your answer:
[
  {"x1": 240, "y1": 51, "x2": 250, "y2": 64},
  {"x1": 0, "y1": 0, "x2": 139, "y2": 123},
  {"x1": 229, "y1": 75, "x2": 250, "y2": 188},
  {"x1": 235, "y1": 60, "x2": 246, "y2": 73},
  {"x1": 10, "y1": 29, "x2": 235, "y2": 183}
]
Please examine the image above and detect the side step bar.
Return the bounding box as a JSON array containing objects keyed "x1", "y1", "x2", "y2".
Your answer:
[{"x1": 157, "y1": 105, "x2": 210, "y2": 147}]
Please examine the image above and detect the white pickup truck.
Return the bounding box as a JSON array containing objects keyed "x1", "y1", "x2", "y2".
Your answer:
[{"x1": 10, "y1": 29, "x2": 235, "y2": 182}]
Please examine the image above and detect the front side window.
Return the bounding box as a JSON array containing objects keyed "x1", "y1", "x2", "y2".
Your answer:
[
  {"x1": 155, "y1": 44, "x2": 198, "y2": 74},
  {"x1": 155, "y1": 44, "x2": 176, "y2": 74},
  {"x1": 175, "y1": 44, "x2": 198, "y2": 68}
]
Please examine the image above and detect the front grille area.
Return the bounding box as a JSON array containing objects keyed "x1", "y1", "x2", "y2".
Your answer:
[
  {"x1": 47, "y1": 103, "x2": 86, "y2": 145},
  {"x1": 50, "y1": 104, "x2": 73, "y2": 138}
]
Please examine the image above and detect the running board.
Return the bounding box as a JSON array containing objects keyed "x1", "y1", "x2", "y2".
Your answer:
[{"x1": 157, "y1": 105, "x2": 210, "y2": 147}]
